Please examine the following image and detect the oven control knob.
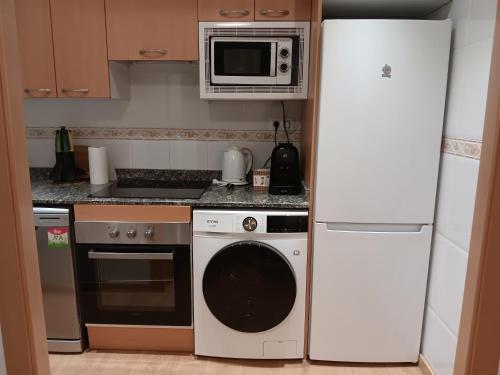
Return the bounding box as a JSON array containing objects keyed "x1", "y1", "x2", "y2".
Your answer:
[
  {"x1": 144, "y1": 226, "x2": 155, "y2": 239},
  {"x1": 126, "y1": 228, "x2": 137, "y2": 239},
  {"x1": 108, "y1": 227, "x2": 120, "y2": 239},
  {"x1": 279, "y1": 63, "x2": 289, "y2": 73},
  {"x1": 243, "y1": 217, "x2": 257, "y2": 232},
  {"x1": 279, "y1": 48, "x2": 289, "y2": 58}
]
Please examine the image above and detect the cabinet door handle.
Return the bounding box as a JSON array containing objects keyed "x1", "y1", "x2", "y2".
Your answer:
[
  {"x1": 219, "y1": 9, "x2": 250, "y2": 18},
  {"x1": 259, "y1": 9, "x2": 290, "y2": 17},
  {"x1": 61, "y1": 88, "x2": 89, "y2": 94},
  {"x1": 139, "y1": 49, "x2": 167, "y2": 56},
  {"x1": 24, "y1": 88, "x2": 52, "y2": 95}
]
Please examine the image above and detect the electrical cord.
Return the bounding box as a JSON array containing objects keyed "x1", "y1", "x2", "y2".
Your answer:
[{"x1": 281, "y1": 100, "x2": 290, "y2": 144}]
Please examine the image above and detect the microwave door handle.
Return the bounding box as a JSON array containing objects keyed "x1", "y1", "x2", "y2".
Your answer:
[
  {"x1": 270, "y1": 42, "x2": 277, "y2": 77},
  {"x1": 88, "y1": 251, "x2": 174, "y2": 261}
]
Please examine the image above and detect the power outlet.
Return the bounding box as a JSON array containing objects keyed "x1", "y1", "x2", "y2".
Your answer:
[{"x1": 271, "y1": 120, "x2": 301, "y2": 137}]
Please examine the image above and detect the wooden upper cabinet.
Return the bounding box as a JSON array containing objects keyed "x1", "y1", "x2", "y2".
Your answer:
[
  {"x1": 198, "y1": 0, "x2": 254, "y2": 21},
  {"x1": 106, "y1": 0, "x2": 198, "y2": 61},
  {"x1": 255, "y1": 0, "x2": 311, "y2": 20},
  {"x1": 50, "y1": 0, "x2": 110, "y2": 98},
  {"x1": 15, "y1": 0, "x2": 57, "y2": 98}
]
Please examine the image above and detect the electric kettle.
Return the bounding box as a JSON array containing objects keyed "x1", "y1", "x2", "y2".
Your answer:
[{"x1": 222, "y1": 146, "x2": 253, "y2": 185}]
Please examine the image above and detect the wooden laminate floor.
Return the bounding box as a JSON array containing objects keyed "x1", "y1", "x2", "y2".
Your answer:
[{"x1": 49, "y1": 351, "x2": 425, "y2": 375}]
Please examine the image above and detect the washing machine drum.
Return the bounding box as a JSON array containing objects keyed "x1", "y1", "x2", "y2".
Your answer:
[{"x1": 203, "y1": 241, "x2": 296, "y2": 333}]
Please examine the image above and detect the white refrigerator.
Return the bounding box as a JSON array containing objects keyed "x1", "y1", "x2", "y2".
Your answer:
[{"x1": 309, "y1": 20, "x2": 451, "y2": 363}]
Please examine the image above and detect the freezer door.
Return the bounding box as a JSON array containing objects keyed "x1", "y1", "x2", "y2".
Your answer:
[
  {"x1": 309, "y1": 222, "x2": 432, "y2": 362},
  {"x1": 314, "y1": 20, "x2": 451, "y2": 224}
]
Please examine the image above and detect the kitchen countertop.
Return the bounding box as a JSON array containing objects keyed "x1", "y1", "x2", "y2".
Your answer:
[{"x1": 30, "y1": 169, "x2": 309, "y2": 210}]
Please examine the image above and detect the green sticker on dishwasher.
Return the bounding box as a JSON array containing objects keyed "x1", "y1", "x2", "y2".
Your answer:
[{"x1": 47, "y1": 227, "x2": 69, "y2": 248}]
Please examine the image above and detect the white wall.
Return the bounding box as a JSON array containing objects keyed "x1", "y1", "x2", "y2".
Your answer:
[
  {"x1": 422, "y1": 1, "x2": 497, "y2": 374},
  {"x1": 24, "y1": 62, "x2": 303, "y2": 170}
]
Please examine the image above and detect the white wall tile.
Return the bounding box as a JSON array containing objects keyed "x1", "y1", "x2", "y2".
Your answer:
[
  {"x1": 170, "y1": 141, "x2": 208, "y2": 170},
  {"x1": 206, "y1": 141, "x2": 231, "y2": 170},
  {"x1": 26, "y1": 138, "x2": 55, "y2": 167},
  {"x1": 23, "y1": 63, "x2": 302, "y2": 131},
  {"x1": 427, "y1": 233, "x2": 468, "y2": 336},
  {"x1": 443, "y1": 39, "x2": 494, "y2": 140},
  {"x1": 130, "y1": 140, "x2": 170, "y2": 169},
  {"x1": 74, "y1": 139, "x2": 132, "y2": 170},
  {"x1": 422, "y1": 307, "x2": 457, "y2": 375},
  {"x1": 435, "y1": 153, "x2": 480, "y2": 250}
]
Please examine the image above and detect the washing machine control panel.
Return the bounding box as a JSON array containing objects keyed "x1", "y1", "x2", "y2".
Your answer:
[{"x1": 193, "y1": 210, "x2": 308, "y2": 234}]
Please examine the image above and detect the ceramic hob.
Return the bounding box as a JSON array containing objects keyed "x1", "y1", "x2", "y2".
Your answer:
[{"x1": 89, "y1": 179, "x2": 210, "y2": 199}]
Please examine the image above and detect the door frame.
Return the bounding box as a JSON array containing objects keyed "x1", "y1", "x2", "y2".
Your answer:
[
  {"x1": 454, "y1": 3, "x2": 500, "y2": 375},
  {"x1": 0, "y1": 0, "x2": 51, "y2": 373}
]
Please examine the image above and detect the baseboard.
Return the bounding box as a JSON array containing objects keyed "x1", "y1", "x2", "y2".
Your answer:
[
  {"x1": 418, "y1": 354, "x2": 436, "y2": 375},
  {"x1": 87, "y1": 325, "x2": 194, "y2": 352}
]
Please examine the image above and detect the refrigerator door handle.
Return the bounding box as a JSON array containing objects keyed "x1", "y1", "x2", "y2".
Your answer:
[{"x1": 325, "y1": 223, "x2": 425, "y2": 233}]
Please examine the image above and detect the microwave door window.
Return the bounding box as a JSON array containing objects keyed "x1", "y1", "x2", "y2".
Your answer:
[
  {"x1": 95, "y1": 257, "x2": 175, "y2": 313},
  {"x1": 214, "y1": 42, "x2": 272, "y2": 76}
]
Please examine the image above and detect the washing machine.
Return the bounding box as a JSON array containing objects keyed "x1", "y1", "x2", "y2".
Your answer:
[{"x1": 193, "y1": 209, "x2": 308, "y2": 359}]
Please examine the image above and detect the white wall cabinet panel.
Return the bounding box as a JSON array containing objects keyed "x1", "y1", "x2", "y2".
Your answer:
[
  {"x1": 435, "y1": 154, "x2": 480, "y2": 250},
  {"x1": 427, "y1": 233, "x2": 468, "y2": 336},
  {"x1": 422, "y1": 307, "x2": 457, "y2": 375}
]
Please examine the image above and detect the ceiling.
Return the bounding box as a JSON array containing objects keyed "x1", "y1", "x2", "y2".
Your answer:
[{"x1": 323, "y1": 0, "x2": 452, "y2": 19}]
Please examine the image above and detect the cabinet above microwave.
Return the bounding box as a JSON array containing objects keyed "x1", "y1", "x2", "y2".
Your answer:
[{"x1": 199, "y1": 22, "x2": 310, "y2": 100}]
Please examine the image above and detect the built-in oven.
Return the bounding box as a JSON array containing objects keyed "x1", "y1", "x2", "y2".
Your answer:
[{"x1": 74, "y1": 221, "x2": 191, "y2": 326}]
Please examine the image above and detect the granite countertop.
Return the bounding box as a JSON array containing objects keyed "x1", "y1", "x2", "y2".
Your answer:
[{"x1": 31, "y1": 169, "x2": 309, "y2": 210}]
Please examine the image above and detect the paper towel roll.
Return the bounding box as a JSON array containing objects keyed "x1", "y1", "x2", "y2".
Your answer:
[{"x1": 88, "y1": 147, "x2": 109, "y2": 185}]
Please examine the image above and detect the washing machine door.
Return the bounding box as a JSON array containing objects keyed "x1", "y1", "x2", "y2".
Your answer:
[{"x1": 203, "y1": 241, "x2": 296, "y2": 333}]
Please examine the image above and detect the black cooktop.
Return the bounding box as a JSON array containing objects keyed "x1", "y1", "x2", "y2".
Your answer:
[{"x1": 89, "y1": 179, "x2": 211, "y2": 199}]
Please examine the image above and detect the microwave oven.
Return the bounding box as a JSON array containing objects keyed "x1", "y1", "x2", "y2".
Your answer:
[
  {"x1": 210, "y1": 37, "x2": 294, "y2": 86},
  {"x1": 199, "y1": 22, "x2": 310, "y2": 100}
]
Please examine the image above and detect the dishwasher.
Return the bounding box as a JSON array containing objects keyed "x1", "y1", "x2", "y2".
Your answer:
[{"x1": 34, "y1": 207, "x2": 83, "y2": 353}]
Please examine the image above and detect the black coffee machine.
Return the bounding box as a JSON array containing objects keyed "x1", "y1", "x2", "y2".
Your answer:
[{"x1": 269, "y1": 143, "x2": 301, "y2": 195}]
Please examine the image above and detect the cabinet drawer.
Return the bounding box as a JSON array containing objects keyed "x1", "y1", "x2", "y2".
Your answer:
[
  {"x1": 255, "y1": 0, "x2": 311, "y2": 20},
  {"x1": 74, "y1": 205, "x2": 192, "y2": 223},
  {"x1": 106, "y1": 0, "x2": 198, "y2": 61},
  {"x1": 198, "y1": 0, "x2": 254, "y2": 21}
]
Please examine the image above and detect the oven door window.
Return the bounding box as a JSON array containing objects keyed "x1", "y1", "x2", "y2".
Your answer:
[
  {"x1": 213, "y1": 42, "x2": 273, "y2": 76},
  {"x1": 77, "y1": 245, "x2": 191, "y2": 326},
  {"x1": 94, "y1": 254, "x2": 175, "y2": 313}
]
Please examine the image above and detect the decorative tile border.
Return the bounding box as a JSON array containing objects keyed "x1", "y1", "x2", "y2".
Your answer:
[
  {"x1": 442, "y1": 137, "x2": 482, "y2": 160},
  {"x1": 25, "y1": 127, "x2": 480, "y2": 159},
  {"x1": 25, "y1": 127, "x2": 302, "y2": 143}
]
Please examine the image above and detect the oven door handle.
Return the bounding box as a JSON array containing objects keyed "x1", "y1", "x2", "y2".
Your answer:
[{"x1": 88, "y1": 251, "x2": 174, "y2": 261}]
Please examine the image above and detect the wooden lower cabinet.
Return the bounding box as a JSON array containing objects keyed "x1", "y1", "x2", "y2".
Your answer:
[{"x1": 87, "y1": 325, "x2": 194, "y2": 352}]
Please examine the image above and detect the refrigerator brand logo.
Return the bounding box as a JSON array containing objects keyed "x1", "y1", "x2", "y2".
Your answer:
[{"x1": 382, "y1": 64, "x2": 392, "y2": 78}]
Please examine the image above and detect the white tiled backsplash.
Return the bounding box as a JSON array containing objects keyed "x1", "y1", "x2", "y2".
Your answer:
[{"x1": 24, "y1": 62, "x2": 303, "y2": 170}]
